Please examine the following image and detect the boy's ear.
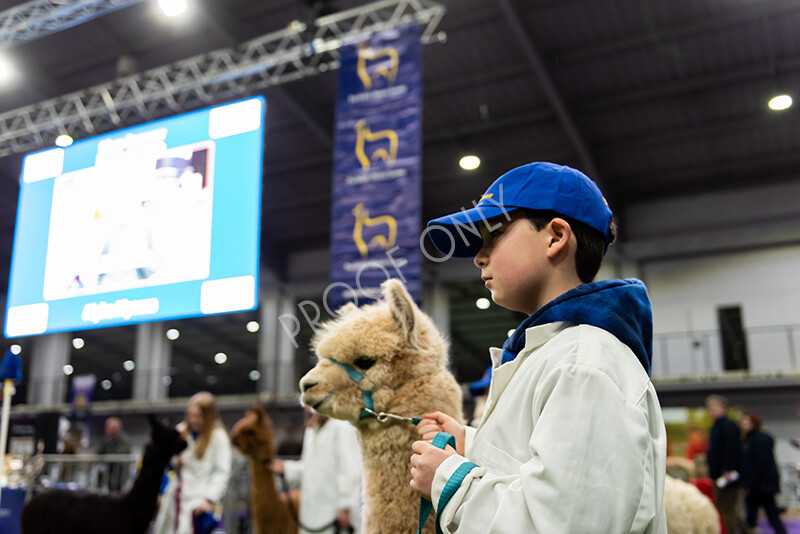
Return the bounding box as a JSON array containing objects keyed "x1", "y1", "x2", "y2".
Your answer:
[{"x1": 546, "y1": 218, "x2": 573, "y2": 258}]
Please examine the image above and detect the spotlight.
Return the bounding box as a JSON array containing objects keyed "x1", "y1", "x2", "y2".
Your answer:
[
  {"x1": 460, "y1": 155, "x2": 480, "y2": 170},
  {"x1": 768, "y1": 94, "x2": 792, "y2": 111}
]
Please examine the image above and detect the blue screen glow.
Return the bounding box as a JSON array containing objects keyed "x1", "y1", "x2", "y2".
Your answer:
[{"x1": 4, "y1": 96, "x2": 265, "y2": 337}]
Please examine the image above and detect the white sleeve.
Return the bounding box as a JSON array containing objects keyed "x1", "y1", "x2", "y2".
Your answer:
[
  {"x1": 204, "y1": 428, "x2": 233, "y2": 503},
  {"x1": 431, "y1": 364, "x2": 656, "y2": 533},
  {"x1": 283, "y1": 458, "x2": 304, "y2": 485},
  {"x1": 333, "y1": 422, "x2": 362, "y2": 510}
]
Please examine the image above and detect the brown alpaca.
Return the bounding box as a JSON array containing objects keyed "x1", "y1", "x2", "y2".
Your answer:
[
  {"x1": 300, "y1": 279, "x2": 463, "y2": 534},
  {"x1": 231, "y1": 405, "x2": 298, "y2": 534}
]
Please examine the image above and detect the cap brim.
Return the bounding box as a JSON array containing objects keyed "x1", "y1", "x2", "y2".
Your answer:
[{"x1": 426, "y1": 205, "x2": 518, "y2": 257}]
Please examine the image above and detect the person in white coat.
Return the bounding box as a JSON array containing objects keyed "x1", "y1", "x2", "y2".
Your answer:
[
  {"x1": 154, "y1": 391, "x2": 232, "y2": 534},
  {"x1": 412, "y1": 162, "x2": 667, "y2": 533},
  {"x1": 271, "y1": 407, "x2": 363, "y2": 534}
]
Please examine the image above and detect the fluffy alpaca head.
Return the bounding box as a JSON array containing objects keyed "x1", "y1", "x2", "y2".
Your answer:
[
  {"x1": 231, "y1": 404, "x2": 275, "y2": 463},
  {"x1": 299, "y1": 279, "x2": 450, "y2": 425}
]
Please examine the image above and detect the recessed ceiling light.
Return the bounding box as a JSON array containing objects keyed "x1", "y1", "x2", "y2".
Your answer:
[
  {"x1": 768, "y1": 94, "x2": 792, "y2": 111},
  {"x1": 72, "y1": 337, "x2": 84, "y2": 349},
  {"x1": 214, "y1": 352, "x2": 227, "y2": 364},
  {"x1": 166, "y1": 328, "x2": 180, "y2": 340},
  {"x1": 246, "y1": 321, "x2": 260, "y2": 333},
  {"x1": 55, "y1": 134, "x2": 73, "y2": 147},
  {"x1": 248, "y1": 369, "x2": 261, "y2": 381},
  {"x1": 460, "y1": 155, "x2": 480, "y2": 170},
  {"x1": 476, "y1": 297, "x2": 491, "y2": 309},
  {"x1": 123, "y1": 360, "x2": 135, "y2": 371},
  {"x1": 63, "y1": 364, "x2": 74, "y2": 375},
  {"x1": 10, "y1": 344, "x2": 21, "y2": 355},
  {"x1": 101, "y1": 380, "x2": 112, "y2": 390},
  {"x1": 507, "y1": 329, "x2": 515, "y2": 338}
]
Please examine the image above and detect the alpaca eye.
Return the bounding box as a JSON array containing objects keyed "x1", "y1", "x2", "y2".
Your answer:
[{"x1": 353, "y1": 357, "x2": 376, "y2": 370}]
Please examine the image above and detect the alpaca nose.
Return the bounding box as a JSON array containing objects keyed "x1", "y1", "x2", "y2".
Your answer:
[{"x1": 300, "y1": 377, "x2": 317, "y2": 393}]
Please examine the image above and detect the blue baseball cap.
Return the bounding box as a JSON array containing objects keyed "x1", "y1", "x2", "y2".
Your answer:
[{"x1": 426, "y1": 162, "x2": 613, "y2": 257}]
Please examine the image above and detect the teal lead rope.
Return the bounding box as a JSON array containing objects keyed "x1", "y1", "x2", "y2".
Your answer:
[{"x1": 416, "y1": 432, "x2": 478, "y2": 534}]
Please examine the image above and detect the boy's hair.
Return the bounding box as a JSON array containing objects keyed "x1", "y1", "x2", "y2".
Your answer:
[{"x1": 523, "y1": 209, "x2": 617, "y2": 283}]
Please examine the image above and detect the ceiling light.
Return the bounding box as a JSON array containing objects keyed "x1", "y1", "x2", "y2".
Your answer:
[
  {"x1": 166, "y1": 328, "x2": 180, "y2": 340},
  {"x1": 162, "y1": 376, "x2": 172, "y2": 386},
  {"x1": 246, "y1": 321, "x2": 260, "y2": 333},
  {"x1": 214, "y1": 352, "x2": 227, "y2": 364},
  {"x1": 248, "y1": 369, "x2": 261, "y2": 381},
  {"x1": 10, "y1": 344, "x2": 21, "y2": 355},
  {"x1": 158, "y1": 0, "x2": 187, "y2": 17},
  {"x1": 101, "y1": 380, "x2": 112, "y2": 390},
  {"x1": 476, "y1": 297, "x2": 491, "y2": 309},
  {"x1": 55, "y1": 134, "x2": 73, "y2": 147},
  {"x1": 507, "y1": 329, "x2": 515, "y2": 338},
  {"x1": 63, "y1": 364, "x2": 74, "y2": 375},
  {"x1": 123, "y1": 360, "x2": 135, "y2": 371},
  {"x1": 72, "y1": 337, "x2": 84, "y2": 349},
  {"x1": 768, "y1": 94, "x2": 792, "y2": 111},
  {"x1": 0, "y1": 56, "x2": 16, "y2": 84},
  {"x1": 460, "y1": 155, "x2": 480, "y2": 170}
]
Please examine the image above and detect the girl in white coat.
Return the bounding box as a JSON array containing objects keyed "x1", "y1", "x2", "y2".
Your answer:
[{"x1": 154, "y1": 391, "x2": 232, "y2": 534}]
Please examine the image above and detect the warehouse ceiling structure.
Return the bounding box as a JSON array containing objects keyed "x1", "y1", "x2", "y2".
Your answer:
[{"x1": 1, "y1": 0, "x2": 800, "y2": 400}]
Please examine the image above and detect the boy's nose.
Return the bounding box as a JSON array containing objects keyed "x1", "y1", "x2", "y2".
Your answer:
[{"x1": 473, "y1": 247, "x2": 488, "y2": 268}]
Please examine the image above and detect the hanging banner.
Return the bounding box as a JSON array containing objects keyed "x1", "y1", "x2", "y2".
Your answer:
[{"x1": 329, "y1": 24, "x2": 422, "y2": 310}]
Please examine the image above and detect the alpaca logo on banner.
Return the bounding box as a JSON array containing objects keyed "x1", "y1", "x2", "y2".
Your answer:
[
  {"x1": 352, "y1": 203, "x2": 397, "y2": 257},
  {"x1": 356, "y1": 42, "x2": 399, "y2": 89},
  {"x1": 354, "y1": 119, "x2": 398, "y2": 170}
]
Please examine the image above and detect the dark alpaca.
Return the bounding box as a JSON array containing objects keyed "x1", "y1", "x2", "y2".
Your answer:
[{"x1": 21, "y1": 415, "x2": 187, "y2": 534}]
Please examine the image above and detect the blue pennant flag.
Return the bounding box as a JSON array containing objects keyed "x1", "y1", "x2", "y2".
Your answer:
[{"x1": 0, "y1": 349, "x2": 22, "y2": 382}]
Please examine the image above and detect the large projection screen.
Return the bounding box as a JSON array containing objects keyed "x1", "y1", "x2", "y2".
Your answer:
[{"x1": 4, "y1": 96, "x2": 265, "y2": 337}]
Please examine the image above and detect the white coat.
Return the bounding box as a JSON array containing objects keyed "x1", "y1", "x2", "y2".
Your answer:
[
  {"x1": 154, "y1": 426, "x2": 232, "y2": 534},
  {"x1": 432, "y1": 322, "x2": 668, "y2": 533},
  {"x1": 284, "y1": 418, "x2": 363, "y2": 534}
]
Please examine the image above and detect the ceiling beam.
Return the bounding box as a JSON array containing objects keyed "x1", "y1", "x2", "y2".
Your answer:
[{"x1": 496, "y1": 0, "x2": 598, "y2": 181}]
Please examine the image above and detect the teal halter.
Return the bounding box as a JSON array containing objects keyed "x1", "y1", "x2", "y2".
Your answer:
[{"x1": 328, "y1": 357, "x2": 422, "y2": 425}]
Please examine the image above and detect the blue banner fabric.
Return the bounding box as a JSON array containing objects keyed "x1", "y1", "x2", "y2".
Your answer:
[{"x1": 329, "y1": 24, "x2": 422, "y2": 310}]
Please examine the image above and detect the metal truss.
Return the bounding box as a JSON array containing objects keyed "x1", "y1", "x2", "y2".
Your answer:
[
  {"x1": 0, "y1": 0, "x2": 145, "y2": 49},
  {"x1": 0, "y1": 0, "x2": 445, "y2": 158}
]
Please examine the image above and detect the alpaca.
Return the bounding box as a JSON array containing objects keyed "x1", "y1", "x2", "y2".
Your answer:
[
  {"x1": 663, "y1": 475, "x2": 721, "y2": 534},
  {"x1": 231, "y1": 405, "x2": 298, "y2": 534},
  {"x1": 21, "y1": 415, "x2": 186, "y2": 534},
  {"x1": 299, "y1": 279, "x2": 463, "y2": 534}
]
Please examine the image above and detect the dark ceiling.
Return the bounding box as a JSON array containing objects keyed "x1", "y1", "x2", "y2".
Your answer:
[{"x1": 1, "y1": 0, "x2": 799, "y2": 401}]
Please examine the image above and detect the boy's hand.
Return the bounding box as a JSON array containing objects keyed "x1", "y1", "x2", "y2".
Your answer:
[
  {"x1": 417, "y1": 412, "x2": 465, "y2": 455},
  {"x1": 410, "y1": 440, "x2": 456, "y2": 500}
]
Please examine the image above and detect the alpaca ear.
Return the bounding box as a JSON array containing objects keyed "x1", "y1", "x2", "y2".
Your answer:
[
  {"x1": 382, "y1": 279, "x2": 415, "y2": 341},
  {"x1": 335, "y1": 302, "x2": 358, "y2": 317},
  {"x1": 252, "y1": 404, "x2": 266, "y2": 421}
]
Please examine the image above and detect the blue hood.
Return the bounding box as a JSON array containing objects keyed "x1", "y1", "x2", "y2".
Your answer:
[{"x1": 502, "y1": 279, "x2": 653, "y2": 375}]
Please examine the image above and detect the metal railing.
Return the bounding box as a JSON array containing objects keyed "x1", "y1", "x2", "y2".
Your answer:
[{"x1": 652, "y1": 324, "x2": 800, "y2": 379}]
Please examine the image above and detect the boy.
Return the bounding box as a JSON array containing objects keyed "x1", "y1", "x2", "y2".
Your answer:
[{"x1": 410, "y1": 162, "x2": 667, "y2": 533}]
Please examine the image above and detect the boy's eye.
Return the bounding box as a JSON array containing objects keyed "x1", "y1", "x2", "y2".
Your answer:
[{"x1": 353, "y1": 357, "x2": 376, "y2": 370}]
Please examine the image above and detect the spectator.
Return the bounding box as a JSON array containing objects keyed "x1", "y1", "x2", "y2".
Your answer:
[
  {"x1": 96, "y1": 416, "x2": 131, "y2": 492},
  {"x1": 740, "y1": 411, "x2": 787, "y2": 534},
  {"x1": 705, "y1": 394, "x2": 749, "y2": 534}
]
